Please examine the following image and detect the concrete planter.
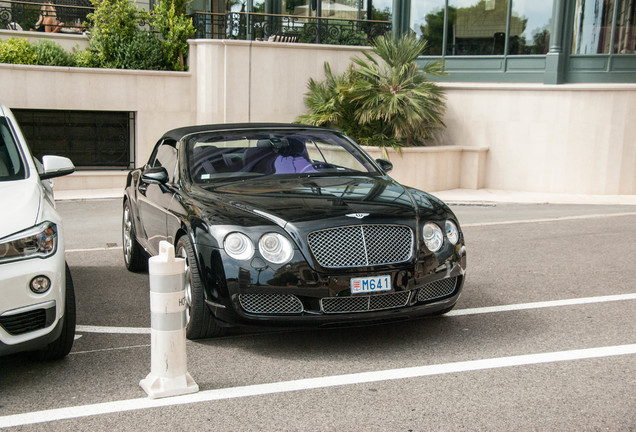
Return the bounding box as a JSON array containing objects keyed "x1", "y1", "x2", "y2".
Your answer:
[{"x1": 362, "y1": 145, "x2": 489, "y2": 192}]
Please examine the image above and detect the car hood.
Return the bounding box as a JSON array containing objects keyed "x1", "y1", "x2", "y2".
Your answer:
[
  {"x1": 192, "y1": 175, "x2": 441, "y2": 227},
  {"x1": 0, "y1": 178, "x2": 41, "y2": 238}
]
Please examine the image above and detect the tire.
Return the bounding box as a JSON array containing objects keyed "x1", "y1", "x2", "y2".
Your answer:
[
  {"x1": 176, "y1": 235, "x2": 226, "y2": 339},
  {"x1": 122, "y1": 200, "x2": 146, "y2": 272},
  {"x1": 37, "y1": 263, "x2": 76, "y2": 360}
]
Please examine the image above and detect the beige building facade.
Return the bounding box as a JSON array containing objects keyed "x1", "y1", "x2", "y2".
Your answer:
[{"x1": 1, "y1": 34, "x2": 634, "y2": 195}]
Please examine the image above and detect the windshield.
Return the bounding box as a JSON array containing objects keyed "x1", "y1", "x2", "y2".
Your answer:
[
  {"x1": 186, "y1": 129, "x2": 379, "y2": 184},
  {"x1": 0, "y1": 117, "x2": 26, "y2": 182}
]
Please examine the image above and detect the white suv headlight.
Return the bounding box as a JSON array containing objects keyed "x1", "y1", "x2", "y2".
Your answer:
[
  {"x1": 259, "y1": 233, "x2": 293, "y2": 264},
  {"x1": 0, "y1": 221, "x2": 58, "y2": 263}
]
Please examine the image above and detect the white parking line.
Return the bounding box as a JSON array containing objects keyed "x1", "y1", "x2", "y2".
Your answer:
[
  {"x1": 76, "y1": 325, "x2": 150, "y2": 334},
  {"x1": 70, "y1": 344, "x2": 150, "y2": 355},
  {"x1": 462, "y1": 211, "x2": 636, "y2": 227},
  {"x1": 1, "y1": 344, "x2": 634, "y2": 428},
  {"x1": 75, "y1": 293, "x2": 636, "y2": 336},
  {"x1": 446, "y1": 293, "x2": 636, "y2": 317},
  {"x1": 66, "y1": 246, "x2": 122, "y2": 253}
]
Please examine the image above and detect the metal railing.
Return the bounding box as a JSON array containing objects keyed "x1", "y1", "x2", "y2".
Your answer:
[
  {"x1": 1, "y1": 1, "x2": 391, "y2": 46},
  {"x1": 0, "y1": 0, "x2": 92, "y2": 33},
  {"x1": 189, "y1": 11, "x2": 391, "y2": 46}
]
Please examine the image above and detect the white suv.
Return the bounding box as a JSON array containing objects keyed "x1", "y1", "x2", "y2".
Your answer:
[{"x1": 0, "y1": 105, "x2": 76, "y2": 360}]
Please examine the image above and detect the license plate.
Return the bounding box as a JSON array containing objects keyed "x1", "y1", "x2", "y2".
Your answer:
[{"x1": 350, "y1": 275, "x2": 391, "y2": 294}]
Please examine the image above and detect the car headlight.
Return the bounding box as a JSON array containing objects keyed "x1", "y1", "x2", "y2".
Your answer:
[
  {"x1": 445, "y1": 220, "x2": 459, "y2": 245},
  {"x1": 0, "y1": 222, "x2": 58, "y2": 263},
  {"x1": 422, "y1": 222, "x2": 443, "y2": 252},
  {"x1": 224, "y1": 232, "x2": 254, "y2": 260},
  {"x1": 259, "y1": 233, "x2": 293, "y2": 264}
]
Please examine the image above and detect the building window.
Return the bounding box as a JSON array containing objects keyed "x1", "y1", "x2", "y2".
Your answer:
[
  {"x1": 508, "y1": 0, "x2": 552, "y2": 54},
  {"x1": 412, "y1": 0, "x2": 553, "y2": 55},
  {"x1": 11, "y1": 109, "x2": 134, "y2": 170},
  {"x1": 572, "y1": 0, "x2": 635, "y2": 54},
  {"x1": 572, "y1": 0, "x2": 615, "y2": 53},
  {"x1": 614, "y1": 0, "x2": 635, "y2": 53},
  {"x1": 448, "y1": 0, "x2": 510, "y2": 55},
  {"x1": 412, "y1": 1, "x2": 446, "y2": 54}
]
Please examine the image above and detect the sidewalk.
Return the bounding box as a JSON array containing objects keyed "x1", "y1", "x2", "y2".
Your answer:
[
  {"x1": 54, "y1": 187, "x2": 636, "y2": 205},
  {"x1": 432, "y1": 189, "x2": 636, "y2": 206},
  {"x1": 55, "y1": 188, "x2": 123, "y2": 201}
]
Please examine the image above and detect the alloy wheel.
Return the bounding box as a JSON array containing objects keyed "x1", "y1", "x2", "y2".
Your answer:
[
  {"x1": 178, "y1": 245, "x2": 193, "y2": 326},
  {"x1": 122, "y1": 205, "x2": 133, "y2": 264}
]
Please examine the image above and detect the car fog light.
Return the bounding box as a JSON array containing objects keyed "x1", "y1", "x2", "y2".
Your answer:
[
  {"x1": 224, "y1": 232, "x2": 254, "y2": 260},
  {"x1": 30, "y1": 275, "x2": 51, "y2": 294},
  {"x1": 259, "y1": 233, "x2": 293, "y2": 264},
  {"x1": 423, "y1": 223, "x2": 443, "y2": 252},
  {"x1": 445, "y1": 220, "x2": 459, "y2": 245}
]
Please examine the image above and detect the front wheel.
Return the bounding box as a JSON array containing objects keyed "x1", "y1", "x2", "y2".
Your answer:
[
  {"x1": 122, "y1": 200, "x2": 146, "y2": 272},
  {"x1": 176, "y1": 236, "x2": 226, "y2": 339}
]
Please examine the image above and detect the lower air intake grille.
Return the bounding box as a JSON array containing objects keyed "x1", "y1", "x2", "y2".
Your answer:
[
  {"x1": 0, "y1": 309, "x2": 47, "y2": 335},
  {"x1": 417, "y1": 277, "x2": 458, "y2": 303},
  {"x1": 321, "y1": 291, "x2": 411, "y2": 314},
  {"x1": 239, "y1": 293, "x2": 303, "y2": 314}
]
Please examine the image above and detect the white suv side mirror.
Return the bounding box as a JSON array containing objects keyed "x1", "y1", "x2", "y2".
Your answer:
[{"x1": 40, "y1": 155, "x2": 75, "y2": 180}]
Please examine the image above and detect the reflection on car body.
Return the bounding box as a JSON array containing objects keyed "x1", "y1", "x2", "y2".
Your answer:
[{"x1": 123, "y1": 124, "x2": 467, "y2": 339}]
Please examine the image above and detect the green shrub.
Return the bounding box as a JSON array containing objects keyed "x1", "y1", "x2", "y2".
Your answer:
[
  {"x1": 33, "y1": 40, "x2": 74, "y2": 66},
  {"x1": 110, "y1": 31, "x2": 167, "y2": 70},
  {"x1": 87, "y1": 0, "x2": 143, "y2": 66},
  {"x1": 0, "y1": 38, "x2": 37, "y2": 65},
  {"x1": 72, "y1": 49, "x2": 101, "y2": 68},
  {"x1": 146, "y1": 0, "x2": 196, "y2": 71},
  {"x1": 87, "y1": 0, "x2": 192, "y2": 70}
]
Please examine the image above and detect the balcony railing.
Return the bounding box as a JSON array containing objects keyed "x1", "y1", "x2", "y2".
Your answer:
[
  {"x1": 1, "y1": 1, "x2": 391, "y2": 46},
  {"x1": 1, "y1": 0, "x2": 92, "y2": 33},
  {"x1": 189, "y1": 11, "x2": 391, "y2": 46}
]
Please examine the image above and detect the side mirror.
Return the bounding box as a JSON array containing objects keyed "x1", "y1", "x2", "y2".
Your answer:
[
  {"x1": 40, "y1": 155, "x2": 75, "y2": 180},
  {"x1": 142, "y1": 166, "x2": 169, "y2": 184},
  {"x1": 375, "y1": 158, "x2": 393, "y2": 174}
]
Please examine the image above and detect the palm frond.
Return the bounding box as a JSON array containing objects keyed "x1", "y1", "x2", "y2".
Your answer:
[{"x1": 297, "y1": 34, "x2": 447, "y2": 148}]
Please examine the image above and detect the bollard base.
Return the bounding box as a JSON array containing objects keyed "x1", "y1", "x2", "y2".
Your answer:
[{"x1": 140, "y1": 372, "x2": 199, "y2": 399}]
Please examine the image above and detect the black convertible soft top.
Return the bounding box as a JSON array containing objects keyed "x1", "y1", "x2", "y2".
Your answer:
[{"x1": 161, "y1": 123, "x2": 332, "y2": 142}]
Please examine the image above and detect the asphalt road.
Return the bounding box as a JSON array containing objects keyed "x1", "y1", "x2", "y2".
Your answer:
[{"x1": 1, "y1": 198, "x2": 635, "y2": 431}]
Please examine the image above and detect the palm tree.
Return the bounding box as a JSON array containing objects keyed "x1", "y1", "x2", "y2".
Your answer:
[
  {"x1": 296, "y1": 63, "x2": 359, "y2": 137},
  {"x1": 349, "y1": 34, "x2": 446, "y2": 147},
  {"x1": 297, "y1": 33, "x2": 447, "y2": 150}
]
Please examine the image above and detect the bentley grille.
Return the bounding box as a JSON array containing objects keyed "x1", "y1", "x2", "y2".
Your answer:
[{"x1": 307, "y1": 224, "x2": 413, "y2": 268}]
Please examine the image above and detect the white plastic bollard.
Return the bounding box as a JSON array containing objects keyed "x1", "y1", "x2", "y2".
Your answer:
[{"x1": 140, "y1": 241, "x2": 199, "y2": 399}]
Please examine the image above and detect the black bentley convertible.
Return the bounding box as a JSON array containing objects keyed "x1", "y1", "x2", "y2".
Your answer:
[{"x1": 123, "y1": 124, "x2": 467, "y2": 339}]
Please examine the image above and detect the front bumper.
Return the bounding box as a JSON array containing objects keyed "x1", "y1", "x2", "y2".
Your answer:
[
  {"x1": 200, "y1": 241, "x2": 466, "y2": 328},
  {"x1": 0, "y1": 250, "x2": 66, "y2": 354}
]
